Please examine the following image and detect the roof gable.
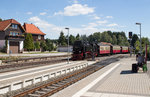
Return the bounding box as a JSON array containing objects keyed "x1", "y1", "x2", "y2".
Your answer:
[
  {"x1": 23, "y1": 23, "x2": 46, "y2": 35},
  {"x1": 0, "y1": 19, "x2": 21, "y2": 31}
]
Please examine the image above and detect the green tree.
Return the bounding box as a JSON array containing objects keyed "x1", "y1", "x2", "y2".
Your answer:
[
  {"x1": 0, "y1": 18, "x2": 2, "y2": 22},
  {"x1": 34, "y1": 41, "x2": 40, "y2": 50},
  {"x1": 92, "y1": 32, "x2": 101, "y2": 42},
  {"x1": 24, "y1": 33, "x2": 34, "y2": 51},
  {"x1": 112, "y1": 35, "x2": 117, "y2": 45},
  {"x1": 131, "y1": 34, "x2": 139, "y2": 47},
  {"x1": 45, "y1": 38, "x2": 54, "y2": 51},
  {"x1": 101, "y1": 31, "x2": 112, "y2": 43},
  {"x1": 69, "y1": 34, "x2": 76, "y2": 45},
  {"x1": 40, "y1": 40, "x2": 47, "y2": 52},
  {"x1": 76, "y1": 33, "x2": 80, "y2": 40},
  {"x1": 58, "y1": 31, "x2": 67, "y2": 46},
  {"x1": 88, "y1": 34, "x2": 94, "y2": 43},
  {"x1": 117, "y1": 35, "x2": 124, "y2": 46},
  {"x1": 106, "y1": 31, "x2": 113, "y2": 38},
  {"x1": 135, "y1": 40, "x2": 140, "y2": 53},
  {"x1": 80, "y1": 35, "x2": 87, "y2": 41}
]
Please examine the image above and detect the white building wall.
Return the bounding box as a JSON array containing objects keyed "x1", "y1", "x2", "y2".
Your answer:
[
  {"x1": 7, "y1": 40, "x2": 9, "y2": 54},
  {"x1": 19, "y1": 41, "x2": 23, "y2": 52}
]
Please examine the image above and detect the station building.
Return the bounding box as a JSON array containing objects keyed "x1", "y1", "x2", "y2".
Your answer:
[
  {"x1": 0, "y1": 19, "x2": 25, "y2": 53},
  {"x1": 0, "y1": 19, "x2": 46, "y2": 53}
]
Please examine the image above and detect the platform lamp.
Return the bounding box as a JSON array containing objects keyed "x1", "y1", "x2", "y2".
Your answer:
[
  {"x1": 65, "y1": 27, "x2": 69, "y2": 64},
  {"x1": 135, "y1": 23, "x2": 142, "y2": 54}
]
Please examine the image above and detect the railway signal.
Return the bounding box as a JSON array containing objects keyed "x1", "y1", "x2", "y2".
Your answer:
[{"x1": 129, "y1": 32, "x2": 132, "y2": 39}]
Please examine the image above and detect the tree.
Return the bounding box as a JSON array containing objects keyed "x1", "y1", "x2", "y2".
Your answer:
[
  {"x1": 34, "y1": 41, "x2": 40, "y2": 50},
  {"x1": 117, "y1": 35, "x2": 124, "y2": 46},
  {"x1": 0, "y1": 18, "x2": 2, "y2": 22},
  {"x1": 131, "y1": 34, "x2": 139, "y2": 47},
  {"x1": 112, "y1": 35, "x2": 117, "y2": 45},
  {"x1": 88, "y1": 34, "x2": 94, "y2": 43},
  {"x1": 92, "y1": 32, "x2": 101, "y2": 42},
  {"x1": 101, "y1": 31, "x2": 112, "y2": 43},
  {"x1": 24, "y1": 33, "x2": 34, "y2": 51},
  {"x1": 135, "y1": 40, "x2": 140, "y2": 53},
  {"x1": 69, "y1": 34, "x2": 76, "y2": 45},
  {"x1": 40, "y1": 40, "x2": 47, "y2": 52},
  {"x1": 58, "y1": 31, "x2": 67, "y2": 46},
  {"x1": 76, "y1": 33, "x2": 80, "y2": 40},
  {"x1": 80, "y1": 34, "x2": 87, "y2": 41},
  {"x1": 45, "y1": 38, "x2": 54, "y2": 51}
]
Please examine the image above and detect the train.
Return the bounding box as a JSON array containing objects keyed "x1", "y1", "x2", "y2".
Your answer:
[{"x1": 72, "y1": 40, "x2": 129, "y2": 60}]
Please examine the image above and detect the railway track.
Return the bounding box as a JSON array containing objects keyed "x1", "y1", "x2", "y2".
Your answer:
[
  {"x1": 0, "y1": 55, "x2": 71, "y2": 73},
  {"x1": 12, "y1": 56, "x2": 121, "y2": 97}
]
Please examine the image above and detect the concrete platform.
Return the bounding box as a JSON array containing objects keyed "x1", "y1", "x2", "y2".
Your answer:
[
  {"x1": 0, "y1": 60, "x2": 95, "y2": 94},
  {"x1": 50, "y1": 56, "x2": 150, "y2": 97},
  {"x1": 81, "y1": 57, "x2": 150, "y2": 97}
]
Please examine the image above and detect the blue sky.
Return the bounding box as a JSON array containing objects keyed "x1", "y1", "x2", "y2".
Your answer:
[{"x1": 0, "y1": 0, "x2": 149, "y2": 39}]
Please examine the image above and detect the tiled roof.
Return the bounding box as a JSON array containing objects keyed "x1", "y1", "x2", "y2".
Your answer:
[
  {"x1": 0, "y1": 19, "x2": 21, "y2": 31},
  {"x1": 23, "y1": 23, "x2": 46, "y2": 35}
]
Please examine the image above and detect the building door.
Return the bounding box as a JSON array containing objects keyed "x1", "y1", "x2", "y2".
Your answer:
[{"x1": 9, "y1": 41, "x2": 19, "y2": 53}]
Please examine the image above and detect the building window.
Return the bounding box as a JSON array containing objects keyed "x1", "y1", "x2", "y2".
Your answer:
[
  {"x1": 38, "y1": 35, "x2": 41, "y2": 40},
  {"x1": 10, "y1": 32, "x2": 20, "y2": 36},
  {"x1": 11, "y1": 24, "x2": 18, "y2": 29},
  {"x1": 10, "y1": 32, "x2": 13, "y2": 35}
]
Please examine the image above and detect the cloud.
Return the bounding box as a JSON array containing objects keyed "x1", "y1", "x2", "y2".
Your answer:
[
  {"x1": 88, "y1": 22, "x2": 98, "y2": 27},
  {"x1": 106, "y1": 16, "x2": 113, "y2": 19},
  {"x1": 97, "y1": 20, "x2": 108, "y2": 25},
  {"x1": 107, "y1": 23, "x2": 118, "y2": 27},
  {"x1": 73, "y1": 0, "x2": 78, "y2": 3},
  {"x1": 54, "y1": 4, "x2": 94, "y2": 16},
  {"x1": 26, "y1": 12, "x2": 32, "y2": 15},
  {"x1": 40, "y1": 12, "x2": 47, "y2": 15},
  {"x1": 101, "y1": 28, "x2": 117, "y2": 31},
  {"x1": 28, "y1": 16, "x2": 101, "y2": 39},
  {"x1": 28, "y1": 16, "x2": 63, "y2": 39},
  {"x1": 89, "y1": 14, "x2": 101, "y2": 20},
  {"x1": 28, "y1": 16, "x2": 123, "y2": 39}
]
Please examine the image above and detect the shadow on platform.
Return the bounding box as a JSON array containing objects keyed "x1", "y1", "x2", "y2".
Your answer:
[{"x1": 120, "y1": 70, "x2": 133, "y2": 74}]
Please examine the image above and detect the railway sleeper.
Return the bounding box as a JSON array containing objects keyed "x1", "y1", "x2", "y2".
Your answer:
[
  {"x1": 35, "y1": 91, "x2": 46, "y2": 95},
  {"x1": 28, "y1": 93, "x2": 41, "y2": 97},
  {"x1": 41, "y1": 88, "x2": 51, "y2": 92},
  {"x1": 51, "y1": 84, "x2": 62, "y2": 87},
  {"x1": 46, "y1": 86, "x2": 57, "y2": 90}
]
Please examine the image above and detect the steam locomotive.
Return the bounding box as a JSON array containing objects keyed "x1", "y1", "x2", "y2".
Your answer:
[{"x1": 72, "y1": 40, "x2": 129, "y2": 60}]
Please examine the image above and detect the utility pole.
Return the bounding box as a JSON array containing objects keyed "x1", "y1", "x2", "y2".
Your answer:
[
  {"x1": 136, "y1": 23, "x2": 142, "y2": 53},
  {"x1": 65, "y1": 27, "x2": 69, "y2": 64}
]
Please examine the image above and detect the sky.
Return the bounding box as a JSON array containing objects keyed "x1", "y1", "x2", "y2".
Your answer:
[{"x1": 0, "y1": 0, "x2": 150, "y2": 39}]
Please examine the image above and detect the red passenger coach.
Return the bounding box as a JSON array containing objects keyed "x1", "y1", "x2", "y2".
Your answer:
[
  {"x1": 97, "y1": 42, "x2": 112, "y2": 55},
  {"x1": 121, "y1": 46, "x2": 129, "y2": 53},
  {"x1": 99, "y1": 45, "x2": 111, "y2": 54},
  {"x1": 113, "y1": 45, "x2": 121, "y2": 54}
]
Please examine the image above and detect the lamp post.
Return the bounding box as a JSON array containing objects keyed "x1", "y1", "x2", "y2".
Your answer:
[
  {"x1": 65, "y1": 27, "x2": 69, "y2": 64},
  {"x1": 136, "y1": 23, "x2": 142, "y2": 53}
]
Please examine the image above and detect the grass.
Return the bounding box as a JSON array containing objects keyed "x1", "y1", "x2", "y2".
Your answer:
[
  {"x1": 0, "y1": 56, "x2": 20, "y2": 61},
  {"x1": 0, "y1": 52, "x2": 6, "y2": 54},
  {"x1": 24, "y1": 51, "x2": 65, "y2": 54}
]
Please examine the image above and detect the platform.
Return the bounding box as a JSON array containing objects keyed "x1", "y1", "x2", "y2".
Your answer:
[
  {"x1": 50, "y1": 56, "x2": 150, "y2": 97},
  {"x1": 0, "y1": 60, "x2": 95, "y2": 94},
  {"x1": 81, "y1": 57, "x2": 150, "y2": 97}
]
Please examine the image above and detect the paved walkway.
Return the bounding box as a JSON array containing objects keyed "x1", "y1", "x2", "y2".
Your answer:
[
  {"x1": 50, "y1": 56, "x2": 150, "y2": 97},
  {"x1": 81, "y1": 57, "x2": 150, "y2": 97}
]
